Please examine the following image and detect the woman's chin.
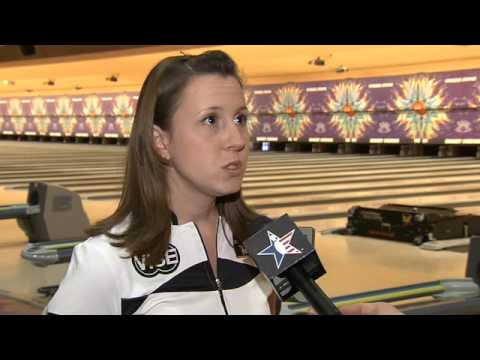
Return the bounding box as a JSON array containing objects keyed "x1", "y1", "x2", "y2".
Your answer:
[{"x1": 213, "y1": 183, "x2": 242, "y2": 198}]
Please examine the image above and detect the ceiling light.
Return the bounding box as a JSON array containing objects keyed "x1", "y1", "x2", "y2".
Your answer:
[
  {"x1": 2, "y1": 80, "x2": 15, "y2": 86},
  {"x1": 106, "y1": 74, "x2": 119, "y2": 82},
  {"x1": 308, "y1": 57, "x2": 326, "y2": 66},
  {"x1": 19, "y1": 45, "x2": 36, "y2": 56},
  {"x1": 335, "y1": 65, "x2": 349, "y2": 73}
]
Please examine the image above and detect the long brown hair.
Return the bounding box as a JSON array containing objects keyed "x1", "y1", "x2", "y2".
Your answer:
[{"x1": 85, "y1": 50, "x2": 261, "y2": 267}]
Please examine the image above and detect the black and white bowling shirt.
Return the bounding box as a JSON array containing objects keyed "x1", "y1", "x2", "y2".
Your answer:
[{"x1": 45, "y1": 214, "x2": 274, "y2": 315}]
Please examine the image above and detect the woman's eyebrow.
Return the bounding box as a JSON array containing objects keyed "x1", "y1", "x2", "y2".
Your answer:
[
  {"x1": 196, "y1": 106, "x2": 222, "y2": 116},
  {"x1": 196, "y1": 105, "x2": 248, "y2": 115}
]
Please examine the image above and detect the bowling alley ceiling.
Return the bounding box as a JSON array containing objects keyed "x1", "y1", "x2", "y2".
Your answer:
[{"x1": 1, "y1": 45, "x2": 480, "y2": 96}]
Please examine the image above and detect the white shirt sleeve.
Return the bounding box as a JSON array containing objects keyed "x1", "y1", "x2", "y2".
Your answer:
[{"x1": 45, "y1": 239, "x2": 121, "y2": 315}]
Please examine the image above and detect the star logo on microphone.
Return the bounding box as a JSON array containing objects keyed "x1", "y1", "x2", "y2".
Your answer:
[{"x1": 257, "y1": 229, "x2": 302, "y2": 269}]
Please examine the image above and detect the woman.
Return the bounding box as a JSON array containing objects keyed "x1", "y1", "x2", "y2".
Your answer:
[{"x1": 45, "y1": 50, "x2": 401, "y2": 315}]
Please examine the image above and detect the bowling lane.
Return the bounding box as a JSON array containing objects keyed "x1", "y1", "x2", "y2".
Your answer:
[
  {"x1": 242, "y1": 169, "x2": 480, "y2": 190},
  {"x1": 4, "y1": 168, "x2": 480, "y2": 191},
  {"x1": 248, "y1": 156, "x2": 473, "y2": 169},
  {"x1": 244, "y1": 175, "x2": 480, "y2": 199},
  {"x1": 262, "y1": 191, "x2": 480, "y2": 220},
  {"x1": 313, "y1": 233, "x2": 467, "y2": 298},
  {"x1": 0, "y1": 141, "x2": 478, "y2": 304},
  {"x1": 31, "y1": 163, "x2": 480, "y2": 201},
  {"x1": 29, "y1": 175, "x2": 480, "y2": 196},
  {"x1": 243, "y1": 162, "x2": 480, "y2": 181},
  {"x1": 247, "y1": 183, "x2": 480, "y2": 208},
  {"x1": 5, "y1": 161, "x2": 480, "y2": 193}
]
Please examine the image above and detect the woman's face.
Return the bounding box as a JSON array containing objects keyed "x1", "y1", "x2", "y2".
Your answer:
[{"x1": 156, "y1": 74, "x2": 249, "y2": 199}]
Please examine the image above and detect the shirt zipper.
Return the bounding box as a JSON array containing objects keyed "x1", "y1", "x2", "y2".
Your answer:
[{"x1": 194, "y1": 219, "x2": 229, "y2": 315}]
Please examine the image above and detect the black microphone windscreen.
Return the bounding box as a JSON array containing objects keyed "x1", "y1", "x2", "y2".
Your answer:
[
  {"x1": 245, "y1": 214, "x2": 316, "y2": 279},
  {"x1": 247, "y1": 215, "x2": 272, "y2": 237}
]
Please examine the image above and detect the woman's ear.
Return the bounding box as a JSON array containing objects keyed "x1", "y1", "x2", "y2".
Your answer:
[{"x1": 152, "y1": 124, "x2": 171, "y2": 161}]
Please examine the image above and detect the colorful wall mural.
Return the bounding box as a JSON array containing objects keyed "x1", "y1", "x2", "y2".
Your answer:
[{"x1": 2, "y1": 68, "x2": 480, "y2": 144}]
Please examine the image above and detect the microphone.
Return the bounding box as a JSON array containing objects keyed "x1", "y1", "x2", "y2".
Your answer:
[{"x1": 244, "y1": 214, "x2": 341, "y2": 315}]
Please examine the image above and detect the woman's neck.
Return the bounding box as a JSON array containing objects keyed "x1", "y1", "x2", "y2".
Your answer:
[
  {"x1": 167, "y1": 172, "x2": 218, "y2": 225},
  {"x1": 171, "y1": 199, "x2": 218, "y2": 225}
]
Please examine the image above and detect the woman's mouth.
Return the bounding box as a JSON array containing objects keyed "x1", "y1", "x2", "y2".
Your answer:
[{"x1": 223, "y1": 161, "x2": 243, "y2": 175}]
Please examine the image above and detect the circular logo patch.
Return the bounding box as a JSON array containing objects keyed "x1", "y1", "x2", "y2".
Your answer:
[{"x1": 132, "y1": 244, "x2": 180, "y2": 277}]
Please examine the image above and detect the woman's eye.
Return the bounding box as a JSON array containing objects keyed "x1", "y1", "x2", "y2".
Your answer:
[
  {"x1": 202, "y1": 116, "x2": 217, "y2": 126},
  {"x1": 234, "y1": 114, "x2": 248, "y2": 125}
]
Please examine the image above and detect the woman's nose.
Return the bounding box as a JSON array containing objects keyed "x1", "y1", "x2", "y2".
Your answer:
[{"x1": 225, "y1": 122, "x2": 247, "y2": 152}]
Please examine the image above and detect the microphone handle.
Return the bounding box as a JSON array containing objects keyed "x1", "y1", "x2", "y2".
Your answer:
[{"x1": 285, "y1": 265, "x2": 341, "y2": 315}]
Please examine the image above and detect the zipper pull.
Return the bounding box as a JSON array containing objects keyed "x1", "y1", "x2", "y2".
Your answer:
[{"x1": 215, "y1": 278, "x2": 222, "y2": 290}]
